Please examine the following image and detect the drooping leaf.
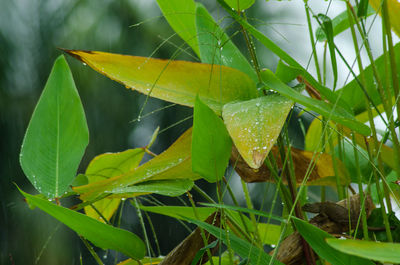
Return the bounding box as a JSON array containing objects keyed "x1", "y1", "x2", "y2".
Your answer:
[
  {"x1": 217, "y1": 0, "x2": 352, "y2": 113},
  {"x1": 336, "y1": 42, "x2": 400, "y2": 115},
  {"x1": 156, "y1": 0, "x2": 200, "y2": 56},
  {"x1": 317, "y1": 14, "x2": 337, "y2": 89},
  {"x1": 106, "y1": 179, "x2": 194, "y2": 197},
  {"x1": 139, "y1": 205, "x2": 254, "y2": 234},
  {"x1": 224, "y1": 0, "x2": 255, "y2": 11},
  {"x1": 326, "y1": 238, "x2": 400, "y2": 263},
  {"x1": 370, "y1": 0, "x2": 400, "y2": 37},
  {"x1": 223, "y1": 95, "x2": 293, "y2": 169},
  {"x1": 20, "y1": 55, "x2": 89, "y2": 199},
  {"x1": 232, "y1": 146, "x2": 350, "y2": 186},
  {"x1": 192, "y1": 97, "x2": 232, "y2": 182},
  {"x1": 20, "y1": 189, "x2": 145, "y2": 260},
  {"x1": 83, "y1": 149, "x2": 145, "y2": 222},
  {"x1": 196, "y1": 3, "x2": 257, "y2": 82},
  {"x1": 293, "y1": 217, "x2": 375, "y2": 265},
  {"x1": 260, "y1": 69, "x2": 371, "y2": 136},
  {"x1": 63, "y1": 49, "x2": 257, "y2": 114},
  {"x1": 316, "y1": 5, "x2": 375, "y2": 42},
  {"x1": 186, "y1": 218, "x2": 283, "y2": 265},
  {"x1": 75, "y1": 128, "x2": 200, "y2": 201}
]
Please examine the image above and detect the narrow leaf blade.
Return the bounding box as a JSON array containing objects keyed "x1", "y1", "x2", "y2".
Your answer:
[
  {"x1": 293, "y1": 217, "x2": 374, "y2": 265},
  {"x1": 20, "y1": 189, "x2": 145, "y2": 259},
  {"x1": 260, "y1": 69, "x2": 371, "y2": 136},
  {"x1": 196, "y1": 4, "x2": 257, "y2": 82}
]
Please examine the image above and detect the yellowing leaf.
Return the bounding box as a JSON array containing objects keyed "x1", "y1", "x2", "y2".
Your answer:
[
  {"x1": 223, "y1": 95, "x2": 293, "y2": 169},
  {"x1": 83, "y1": 149, "x2": 144, "y2": 222},
  {"x1": 74, "y1": 128, "x2": 200, "y2": 201},
  {"x1": 370, "y1": 0, "x2": 400, "y2": 37},
  {"x1": 63, "y1": 49, "x2": 257, "y2": 114}
]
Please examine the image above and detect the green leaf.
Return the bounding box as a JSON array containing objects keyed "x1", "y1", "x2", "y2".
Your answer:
[
  {"x1": 107, "y1": 179, "x2": 194, "y2": 197},
  {"x1": 139, "y1": 205, "x2": 254, "y2": 234},
  {"x1": 316, "y1": 6, "x2": 374, "y2": 42},
  {"x1": 140, "y1": 205, "x2": 215, "y2": 221},
  {"x1": 336, "y1": 42, "x2": 400, "y2": 115},
  {"x1": 326, "y1": 238, "x2": 400, "y2": 263},
  {"x1": 275, "y1": 60, "x2": 303, "y2": 84},
  {"x1": 186, "y1": 218, "x2": 283, "y2": 265},
  {"x1": 156, "y1": 0, "x2": 200, "y2": 55},
  {"x1": 224, "y1": 0, "x2": 255, "y2": 11},
  {"x1": 222, "y1": 95, "x2": 293, "y2": 169},
  {"x1": 19, "y1": 188, "x2": 145, "y2": 260},
  {"x1": 75, "y1": 128, "x2": 200, "y2": 201},
  {"x1": 293, "y1": 217, "x2": 374, "y2": 265},
  {"x1": 216, "y1": 0, "x2": 352, "y2": 113},
  {"x1": 200, "y1": 203, "x2": 285, "y2": 223},
  {"x1": 260, "y1": 69, "x2": 371, "y2": 136},
  {"x1": 63, "y1": 49, "x2": 257, "y2": 114},
  {"x1": 317, "y1": 14, "x2": 337, "y2": 89},
  {"x1": 192, "y1": 97, "x2": 232, "y2": 182},
  {"x1": 357, "y1": 0, "x2": 370, "y2": 17},
  {"x1": 258, "y1": 223, "x2": 282, "y2": 245},
  {"x1": 196, "y1": 3, "x2": 257, "y2": 83},
  {"x1": 20, "y1": 55, "x2": 89, "y2": 198},
  {"x1": 83, "y1": 149, "x2": 145, "y2": 222}
]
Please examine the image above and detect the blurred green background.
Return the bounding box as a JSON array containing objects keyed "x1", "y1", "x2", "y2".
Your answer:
[{"x1": 0, "y1": 1, "x2": 360, "y2": 264}]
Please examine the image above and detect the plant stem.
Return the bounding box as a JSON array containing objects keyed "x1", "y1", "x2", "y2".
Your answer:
[
  {"x1": 304, "y1": 1, "x2": 322, "y2": 83},
  {"x1": 80, "y1": 236, "x2": 104, "y2": 265},
  {"x1": 240, "y1": 179, "x2": 262, "y2": 246}
]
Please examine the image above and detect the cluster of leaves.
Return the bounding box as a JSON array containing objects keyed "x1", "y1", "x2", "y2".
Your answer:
[{"x1": 18, "y1": 0, "x2": 400, "y2": 264}]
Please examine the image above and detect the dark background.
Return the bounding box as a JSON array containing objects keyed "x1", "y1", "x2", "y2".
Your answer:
[{"x1": 0, "y1": 1, "x2": 348, "y2": 264}]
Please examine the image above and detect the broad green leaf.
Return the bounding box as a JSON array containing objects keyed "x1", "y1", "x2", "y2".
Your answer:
[
  {"x1": 107, "y1": 179, "x2": 194, "y2": 197},
  {"x1": 20, "y1": 189, "x2": 145, "y2": 260},
  {"x1": 75, "y1": 128, "x2": 200, "y2": 201},
  {"x1": 196, "y1": 3, "x2": 257, "y2": 83},
  {"x1": 318, "y1": 14, "x2": 337, "y2": 89},
  {"x1": 192, "y1": 97, "x2": 232, "y2": 182},
  {"x1": 275, "y1": 60, "x2": 303, "y2": 84},
  {"x1": 156, "y1": 0, "x2": 200, "y2": 56},
  {"x1": 293, "y1": 217, "x2": 374, "y2": 265},
  {"x1": 316, "y1": 6, "x2": 375, "y2": 42},
  {"x1": 186, "y1": 218, "x2": 283, "y2": 265},
  {"x1": 224, "y1": 0, "x2": 255, "y2": 11},
  {"x1": 258, "y1": 223, "x2": 281, "y2": 245},
  {"x1": 326, "y1": 238, "x2": 400, "y2": 263},
  {"x1": 337, "y1": 42, "x2": 400, "y2": 115},
  {"x1": 84, "y1": 149, "x2": 144, "y2": 222},
  {"x1": 370, "y1": 0, "x2": 400, "y2": 37},
  {"x1": 223, "y1": 95, "x2": 293, "y2": 169},
  {"x1": 216, "y1": 0, "x2": 353, "y2": 113},
  {"x1": 63, "y1": 50, "x2": 257, "y2": 114},
  {"x1": 20, "y1": 55, "x2": 89, "y2": 198},
  {"x1": 261, "y1": 69, "x2": 371, "y2": 136},
  {"x1": 357, "y1": 0, "x2": 370, "y2": 17}
]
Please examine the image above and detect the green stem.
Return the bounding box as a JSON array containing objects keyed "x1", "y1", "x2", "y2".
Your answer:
[
  {"x1": 240, "y1": 179, "x2": 262, "y2": 247},
  {"x1": 80, "y1": 236, "x2": 104, "y2": 265},
  {"x1": 351, "y1": 132, "x2": 369, "y2": 240},
  {"x1": 304, "y1": 1, "x2": 322, "y2": 83}
]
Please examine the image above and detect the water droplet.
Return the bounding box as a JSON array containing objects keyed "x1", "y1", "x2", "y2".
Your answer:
[
  {"x1": 137, "y1": 116, "x2": 141, "y2": 122},
  {"x1": 138, "y1": 66, "x2": 141, "y2": 70},
  {"x1": 82, "y1": 63, "x2": 87, "y2": 66}
]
